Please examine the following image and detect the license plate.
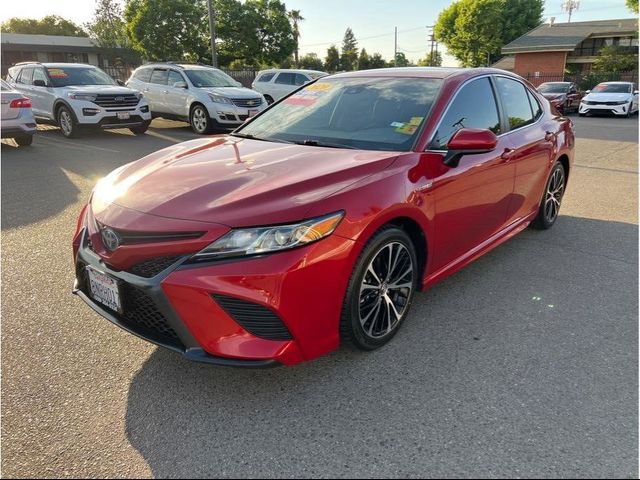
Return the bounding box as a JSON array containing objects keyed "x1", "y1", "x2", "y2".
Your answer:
[
  {"x1": 117, "y1": 112, "x2": 130, "y2": 120},
  {"x1": 86, "y1": 266, "x2": 122, "y2": 313},
  {"x1": 248, "y1": 109, "x2": 259, "y2": 117}
]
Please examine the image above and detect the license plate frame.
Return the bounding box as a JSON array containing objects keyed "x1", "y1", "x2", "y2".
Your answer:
[
  {"x1": 116, "y1": 112, "x2": 130, "y2": 120},
  {"x1": 86, "y1": 266, "x2": 123, "y2": 313}
]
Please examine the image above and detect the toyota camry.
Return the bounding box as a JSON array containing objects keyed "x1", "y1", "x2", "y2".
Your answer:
[{"x1": 73, "y1": 67, "x2": 574, "y2": 367}]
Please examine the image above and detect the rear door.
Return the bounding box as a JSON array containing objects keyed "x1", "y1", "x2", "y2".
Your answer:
[{"x1": 145, "y1": 68, "x2": 169, "y2": 113}]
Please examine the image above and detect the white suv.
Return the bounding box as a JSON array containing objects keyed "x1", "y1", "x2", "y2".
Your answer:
[
  {"x1": 6, "y1": 62, "x2": 151, "y2": 138},
  {"x1": 251, "y1": 69, "x2": 328, "y2": 104},
  {"x1": 126, "y1": 63, "x2": 267, "y2": 134}
]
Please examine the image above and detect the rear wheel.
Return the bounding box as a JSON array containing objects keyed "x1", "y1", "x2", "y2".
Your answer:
[
  {"x1": 531, "y1": 161, "x2": 566, "y2": 230},
  {"x1": 14, "y1": 134, "x2": 33, "y2": 146},
  {"x1": 57, "y1": 106, "x2": 78, "y2": 138},
  {"x1": 189, "y1": 104, "x2": 212, "y2": 134},
  {"x1": 340, "y1": 227, "x2": 418, "y2": 350}
]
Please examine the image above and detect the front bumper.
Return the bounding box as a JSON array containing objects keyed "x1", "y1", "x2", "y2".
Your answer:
[
  {"x1": 73, "y1": 223, "x2": 357, "y2": 366},
  {"x1": 579, "y1": 102, "x2": 630, "y2": 116},
  {"x1": 204, "y1": 102, "x2": 267, "y2": 127},
  {"x1": 69, "y1": 98, "x2": 152, "y2": 127}
]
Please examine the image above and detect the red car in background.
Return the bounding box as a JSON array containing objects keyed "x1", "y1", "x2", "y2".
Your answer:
[
  {"x1": 537, "y1": 81, "x2": 584, "y2": 114},
  {"x1": 73, "y1": 67, "x2": 574, "y2": 367}
]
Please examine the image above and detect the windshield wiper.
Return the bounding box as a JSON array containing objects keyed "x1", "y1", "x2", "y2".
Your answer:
[
  {"x1": 230, "y1": 133, "x2": 293, "y2": 144},
  {"x1": 294, "y1": 139, "x2": 356, "y2": 149}
]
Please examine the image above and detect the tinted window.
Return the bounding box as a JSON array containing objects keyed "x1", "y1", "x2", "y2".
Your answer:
[
  {"x1": 18, "y1": 67, "x2": 33, "y2": 85},
  {"x1": 150, "y1": 69, "x2": 168, "y2": 85},
  {"x1": 431, "y1": 77, "x2": 501, "y2": 149},
  {"x1": 257, "y1": 72, "x2": 276, "y2": 82},
  {"x1": 46, "y1": 67, "x2": 115, "y2": 87},
  {"x1": 294, "y1": 73, "x2": 309, "y2": 86},
  {"x1": 133, "y1": 68, "x2": 152, "y2": 83},
  {"x1": 168, "y1": 70, "x2": 184, "y2": 85},
  {"x1": 275, "y1": 72, "x2": 295, "y2": 85},
  {"x1": 528, "y1": 90, "x2": 542, "y2": 119},
  {"x1": 495, "y1": 77, "x2": 534, "y2": 130},
  {"x1": 32, "y1": 68, "x2": 48, "y2": 85}
]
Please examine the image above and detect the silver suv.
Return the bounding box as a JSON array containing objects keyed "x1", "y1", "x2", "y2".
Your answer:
[{"x1": 126, "y1": 63, "x2": 267, "y2": 134}]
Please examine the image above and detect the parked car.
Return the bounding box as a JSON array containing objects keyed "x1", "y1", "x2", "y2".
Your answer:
[
  {"x1": 579, "y1": 81, "x2": 639, "y2": 117},
  {"x1": 537, "y1": 81, "x2": 583, "y2": 114},
  {"x1": 1, "y1": 79, "x2": 37, "y2": 146},
  {"x1": 73, "y1": 67, "x2": 574, "y2": 367},
  {"x1": 251, "y1": 68, "x2": 328, "y2": 104},
  {"x1": 126, "y1": 63, "x2": 267, "y2": 134},
  {"x1": 6, "y1": 62, "x2": 151, "y2": 138}
]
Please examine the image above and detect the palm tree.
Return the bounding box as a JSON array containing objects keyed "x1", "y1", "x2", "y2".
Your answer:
[{"x1": 288, "y1": 9, "x2": 304, "y2": 67}]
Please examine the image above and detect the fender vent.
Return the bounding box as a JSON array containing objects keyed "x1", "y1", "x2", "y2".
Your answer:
[{"x1": 212, "y1": 294, "x2": 292, "y2": 341}]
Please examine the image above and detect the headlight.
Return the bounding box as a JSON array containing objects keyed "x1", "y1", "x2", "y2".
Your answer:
[
  {"x1": 208, "y1": 93, "x2": 232, "y2": 104},
  {"x1": 67, "y1": 92, "x2": 97, "y2": 101},
  {"x1": 190, "y1": 211, "x2": 344, "y2": 262}
]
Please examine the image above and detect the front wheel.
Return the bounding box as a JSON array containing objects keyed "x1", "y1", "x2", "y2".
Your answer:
[
  {"x1": 189, "y1": 104, "x2": 212, "y2": 134},
  {"x1": 531, "y1": 161, "x2": 566, "y2": 230},
  {"x1": 340, "y1": 227, "x2": 418, "y2": 350},
  {"x1": 57, "y1": 106, "x2": 78, "y2": 138},
  {"x1": 129, "y1": 121, "x2": 150, "y2": 135}
]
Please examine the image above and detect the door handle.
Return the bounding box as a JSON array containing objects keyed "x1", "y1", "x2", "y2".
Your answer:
[
  {"x1": 501, "y1": 148, "x2": 516, "y2": 162},
  {"x1": 545, "y1": 131, "x2": 557, "y2": 142}
]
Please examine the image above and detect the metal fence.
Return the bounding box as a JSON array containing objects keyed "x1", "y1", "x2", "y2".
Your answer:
[{"x1": 524, "y1": 71, "x2": 638, "y2": 89}]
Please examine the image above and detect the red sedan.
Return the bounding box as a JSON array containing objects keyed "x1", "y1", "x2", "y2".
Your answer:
[{"x1": 73, "y1": 68, "x2": 574, "y2": 367}]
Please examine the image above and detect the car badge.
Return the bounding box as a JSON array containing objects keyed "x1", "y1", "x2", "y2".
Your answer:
[
  {"x1": 101, "y1": 227, "x2": 121, "y2": 251},
  {"x1": 115, "y1": 96, "x2": 125, "y2": 102}
]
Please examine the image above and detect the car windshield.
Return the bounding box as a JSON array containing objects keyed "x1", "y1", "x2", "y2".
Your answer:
[
  {"x1": 46, "y1": 67, "x2": 116, "y2": 87},
  {"x1": 236, "y1": 76, "x2": 442, "y2": 152},
  {"x1": 184, "y1": 69, "x2": 238, "y2": 87},
  {"x1": 592, "y1": 83, "x2": 631, "y2": 93},
  {"x1": 538, "y1": 83, "x2": 570, "y2": 93}
]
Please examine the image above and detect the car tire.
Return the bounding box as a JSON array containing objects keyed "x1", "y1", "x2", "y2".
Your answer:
[
  {"x1": 57, "y1": 105, "x2": 78, "y2": 138},
  {"x1": 264, "y1": 95, "x2": 274, "y2": 105},
  {"x1": 189, "y1": 104, "x2": 212, "y2": 134},
  {"x1": 129, "y1": 121, "x2": 150, "y2": 135},
  {"x1": 14, "y1": 134, "x2": 33, "y2": 146},
  {"x1": 531, "y1": 161, "x2": 566, "y2": 230},
  {"x1": 340, "y1": 226, "x2": 418, "y2": 351}
]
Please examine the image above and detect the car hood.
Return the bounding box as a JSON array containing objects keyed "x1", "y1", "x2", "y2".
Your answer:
[
  {"x1": 199, "y1": 86, "x2": 261, "y2": 98},
  {"x1": 92, "y1": 137, "x2": 399, "y2": 227},
  {"x1": 64, "y1": 85, "x2": 139, "y2": 95},
  {"x1": 583, "y1": 92, "x2": 631, "y2": 102}
]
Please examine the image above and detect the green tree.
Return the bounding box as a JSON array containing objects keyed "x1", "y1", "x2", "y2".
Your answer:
[
  {"x1": 357, "y1": 48, "x2": 371, "y2": 70},
  {"x1": 1, "y1": 15, "x2": 87, "y2": 36},
  {"x1": 247, "y1": 0, "x2": 296, "y2": 66},
  {"x1": 369, "y1": 53, "x2": 387, "y2": 69},
  {"x1": 592, "y1": 45, "x2": 638, "y2": 73},
  {"x1": 340, "y1": 27, "x2": 358, "y2": 71},
  {"x1": 627, "y1": 0, "x2": 639, "y2": 13},
  {"x1": 85, "y1": 0, "x2": 129, "y2": 48},
  {"x1": 434, "y1": 0, "x2": 543, "y2": 67},
  {"x1": 288, "y1": 9, "x2": 304, "y2": 66},
  {"x1": 325, "y1": 45, "x2": 340, "y2": 71},
  {"x1": 215, "y1": 0, "x2": 261, "y2": 66},
  {"x1": 299, "y1": 53, "x2": 324, "y2": 70},
  {"x1": 394, "y1": 52, "x2": 410, "y2": 67},
  {"x1": 418, "y1": 51, "x2": 443, "y2": 66}
]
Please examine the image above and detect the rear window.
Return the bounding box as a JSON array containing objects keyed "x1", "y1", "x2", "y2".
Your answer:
[
  {"x1": 17, "y1": 67, "x2": 33, "y2": 85},
  {"x1": 294, "y1": 73, "x2": 309, "y2": 86},
  {"x1": 495, "y1": 76, "x2": 535, "y2": 130},
  {"x1": 275, "y1": 72, "x2": 295, "y2": 85},
  {"x1": 257, "y1": 72, "x2": 276, "y2": 83},
  {"x1": 150, "y1": 69, "x2": 168, "y2": 85}
]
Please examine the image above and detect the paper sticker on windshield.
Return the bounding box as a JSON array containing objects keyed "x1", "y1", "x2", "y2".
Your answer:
[
  {"x1": 395, "y1": 124, "x2": 418, "y2": 135},
  {"x1": 306, "y1": 82, "x2": 333, "y2": 92},
  {"x1": 47, "y1": 69, "x2": 68, "y2": 78},
  {"x1": 390, "y1": 122, "x2": 405, "y2": 128},
  {"x1": 409, "y1": 116, "x2": 424, "y2": 126}
]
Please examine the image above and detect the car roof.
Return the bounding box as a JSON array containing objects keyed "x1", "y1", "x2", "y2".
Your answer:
[
  {"x1": 258, "y1": 68, "x2": 327, "y2": 74},
  {"x1": 328, "y1": 67, "x2": 512, "y2": 80},
  {"x1": 139, "y1": 63, "x2": 221, "y2": 70}
]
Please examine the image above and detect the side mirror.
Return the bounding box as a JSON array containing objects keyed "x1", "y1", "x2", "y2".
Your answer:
[
  {"x1": 33, "y1": 79, "x2": 47, "y2": 87},
  {"x1": 443, "y1": 128, "x2": 498, "y2": 168},
  {"x1": 634, "y1": 90, "x2": 639, "y2": 95},
  {"x1": 116, "y1": 79, "x2": 125, "y2": 86},
  {"x1": 585, "y1": 90, "x2": 591, "y2": 94},
  {"x1": 173, "y1": 81, "x2": 188, "y2": 89}
]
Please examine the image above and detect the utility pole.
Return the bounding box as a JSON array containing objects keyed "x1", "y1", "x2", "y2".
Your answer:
[
  {"x1": 561, "y1": 0, "x2": 580, "y2": 23},
  {"x1": 394, "y1": 26, "x2": 398, "y2": 67},
  {"x1": 207, "y1": 0, "x2": 217, "y2": 67}
]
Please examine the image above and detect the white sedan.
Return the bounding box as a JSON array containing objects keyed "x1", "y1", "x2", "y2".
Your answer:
[{"x1": 579, "y1": 81, "x2": 639, "y2": 117}]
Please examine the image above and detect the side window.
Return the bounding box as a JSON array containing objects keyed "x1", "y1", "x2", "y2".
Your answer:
[
  {"x1": 168, "y1": 70, "x2": 184, "y2": 85},
  {"x1": 32, "y1": 68, "x2": 48, "y2": 85},
  {"x1": 495, "y1": 77, "x2": 534, "y2": 130},
  {"x1": 18, "y1": 67, "x2": 34, "y2": 85},
  {"x1": 133, "y1": 68, "x2": 152, "y2": 83},
  {"x1": 7, "y1": 67, "x2": 20, "y2": 83},
  {"x1": 275, "y1": 72, "x2": 295, "y2": 85},
  {"x1": 257, "y1": 72, "x2": 275, "y2": 82},
  {"x1": 149, "y1": 69, "x2": 168, "y2": 85},
  {"x1": 431, "y1": 77, "x2": 501, "y2": 150},
  {"x1": 527, "y1": 90, "x2": 542, "y2": 120},
  {"x1": 294, "y1": 73, "x2": 308, "y2": 86}
]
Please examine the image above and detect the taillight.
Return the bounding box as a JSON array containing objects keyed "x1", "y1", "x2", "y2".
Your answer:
[{"x1": 9, "y1": 98, "x2": 32, "y2": 109}]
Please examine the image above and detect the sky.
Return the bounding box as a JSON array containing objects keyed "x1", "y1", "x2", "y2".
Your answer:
[{"x1": 0, "y1": 0, "x2": 636, "y2": 66}]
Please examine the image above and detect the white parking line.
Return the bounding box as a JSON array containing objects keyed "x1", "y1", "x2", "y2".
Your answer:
[{"x1": 37, "y1": 136, "x2": 121, "y2": 153}]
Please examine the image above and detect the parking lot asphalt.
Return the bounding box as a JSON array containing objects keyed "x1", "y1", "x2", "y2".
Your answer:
[{"x1": 1, "y1": 115, "x2": 638, "y2": 478}]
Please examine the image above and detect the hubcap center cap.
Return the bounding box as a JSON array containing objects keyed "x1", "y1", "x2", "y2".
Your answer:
[{"x1": 380, "y1": 282, "x2": 389, "y2": 296}]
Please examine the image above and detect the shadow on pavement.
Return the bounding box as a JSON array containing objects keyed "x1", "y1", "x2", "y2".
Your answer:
[{"x1": 124, "y1": 216, "x2": 638, "y2": 478}]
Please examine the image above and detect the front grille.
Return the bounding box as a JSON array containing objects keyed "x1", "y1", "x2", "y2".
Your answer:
[
  {"x1": 231, "y1": 97, "x2": 263, "y2": 108},
  {"x1": 212, "y1": 294, "x2": 292, "y2": 341},
  {"x1": 584, "y1": 101, "x2": 625, "y2": 106},
  {"x1": 76, "y1": 261, "x2": 183, "y2": 348},
  {"x1": 93, "y1": 94, "x2": 140, "y2": 108},
  {"x1": 128, "y1": 255, "x2": 182, "y2": 278}
]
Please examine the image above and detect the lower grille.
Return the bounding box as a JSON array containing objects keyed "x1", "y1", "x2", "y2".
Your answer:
[
  {"x1": 127, "y1": 255, "x2": 182, "y2": 278},
  {"x1": 212, "y1": 294, "x2": 292, "y2": 341}
]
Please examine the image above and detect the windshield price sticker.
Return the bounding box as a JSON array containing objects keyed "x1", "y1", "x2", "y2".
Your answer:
[{"x1": 47, "y1": 69, "x2": 68, "y2": 78}]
